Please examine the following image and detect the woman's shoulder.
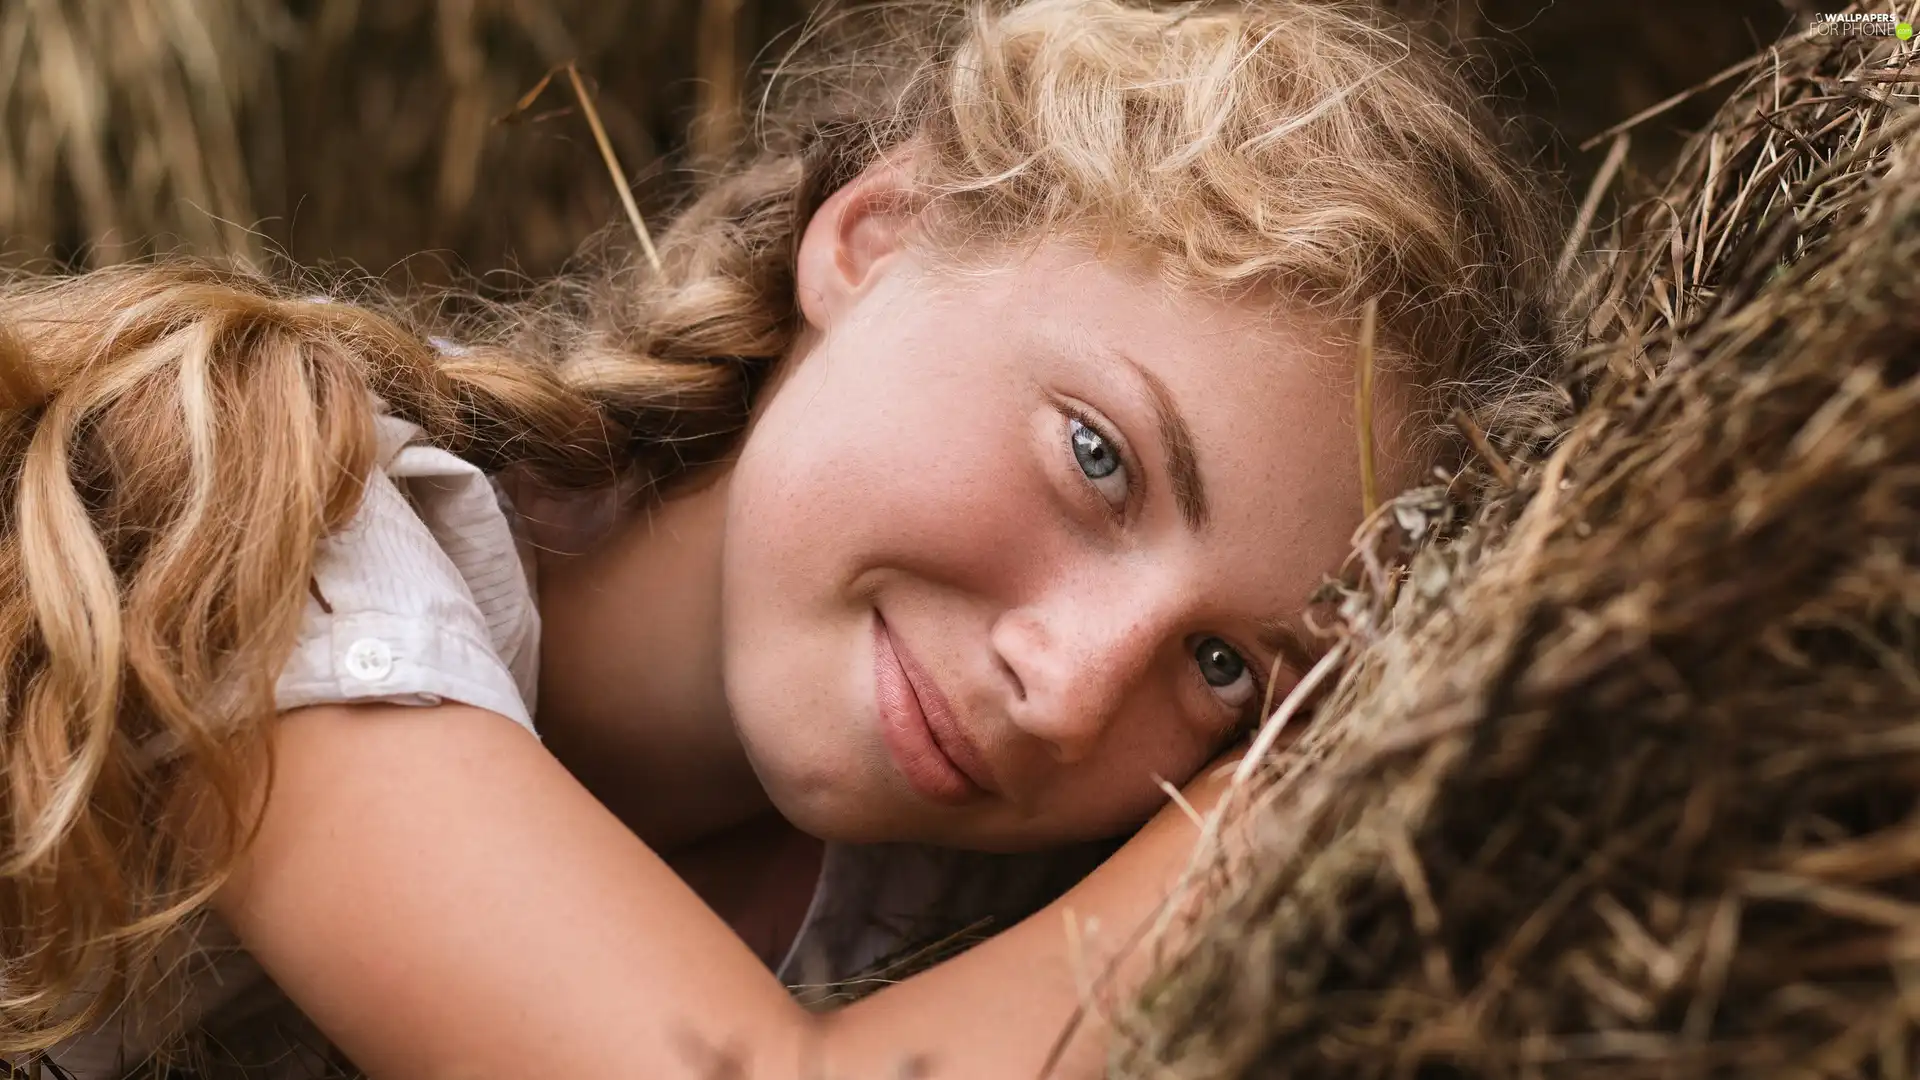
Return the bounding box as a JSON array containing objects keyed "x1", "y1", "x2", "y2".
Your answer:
[{"x1": 272, "y1": 395, "x2": 542, "y2": 735}]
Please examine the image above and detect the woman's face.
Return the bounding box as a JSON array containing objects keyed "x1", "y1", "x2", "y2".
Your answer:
[{"x1": 720, "y1": 182, "x2": 1386, "y2": 852}]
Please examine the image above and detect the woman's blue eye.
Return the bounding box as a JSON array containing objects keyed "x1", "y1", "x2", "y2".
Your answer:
[
  {"x1": 1070, "y1": 417, "x2": 1120, "y2": 479},
  {"x1": 1068, "y1": 415, "x2": 1130, "y2": 508},
  {"x1": 1194, "y1": 636, "x2": 1257, "y2": 709}
]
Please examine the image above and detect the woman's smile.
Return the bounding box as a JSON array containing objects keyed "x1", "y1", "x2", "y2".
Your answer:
[{"x1": 873, "y1": 611, "x2": 991, "y2": 805}]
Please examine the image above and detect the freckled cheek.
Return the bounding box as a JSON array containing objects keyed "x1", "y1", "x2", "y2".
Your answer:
[
  {"x1": 1053, "y1": 714, "x2": 1215, "y2": 835},
  {"x1": 1060, "y1": 771, "x2": 1188, "y2": 840},
  {"x1": 763, "y1": 405, "x2": 1059, "y2": 585},
  {"x1": 882, "y1": 469, "x2": 1052, "y2": 577}
]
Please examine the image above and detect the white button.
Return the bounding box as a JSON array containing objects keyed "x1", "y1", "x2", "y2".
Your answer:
[{"x1": 343, "y1": 637, "x2": 394, "y2": 682}]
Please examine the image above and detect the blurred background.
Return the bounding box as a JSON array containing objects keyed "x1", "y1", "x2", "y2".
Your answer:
[{"x1": 0, "y1": 0, "x2": 1808, "y2": 289}]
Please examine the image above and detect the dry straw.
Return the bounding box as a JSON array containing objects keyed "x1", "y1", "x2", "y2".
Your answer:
[
  {"x1": 1111, "y1": 6, "x2": 1920, "y2": 1077},
  {"x1": 0, "y1": 0, "x2": 282, "y2": 265},
  {"x1": 0, "y1": 0, "x2": 764, "y2": 280},
  {"x1": 0, "y1": 0, "x2": 1783, "y2": 283},
  {"x1": 502, "y1": 62, "x2": 663, "y2": 272}
]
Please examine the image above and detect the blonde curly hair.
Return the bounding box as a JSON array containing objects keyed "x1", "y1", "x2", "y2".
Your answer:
[{"x1": 0, "y1": 0, "x2": 1572, "y2": 1057}]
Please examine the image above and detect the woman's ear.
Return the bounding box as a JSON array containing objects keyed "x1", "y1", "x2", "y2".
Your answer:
[{"x1": 794, "y1": 158, "x2": 916, "y2": 332}]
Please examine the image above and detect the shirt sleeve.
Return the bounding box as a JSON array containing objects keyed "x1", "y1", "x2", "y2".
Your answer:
[{"x1": 272, "y1": 402, "x2": 541, "y2": 736}]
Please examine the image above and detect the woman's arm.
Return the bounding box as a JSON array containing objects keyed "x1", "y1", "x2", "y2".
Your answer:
[
  {"x1": 820, "y1": 758, "x2": 1224, "y2": 1078},
  {"x1": 218, "y1": 701, "x2": 1226, "y2": 1078}
]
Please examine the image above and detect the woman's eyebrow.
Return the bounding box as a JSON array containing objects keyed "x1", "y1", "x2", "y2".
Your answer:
[
  {"x1": 1082, "y1": 342, "x2": 1211, "y2": 532},
  {"x1": 1070, "y1": 341, "x2": 1318, "y2": 676},
  {"x1": 1255, "y1": 616, "x2": 1318, "y2": 678}
]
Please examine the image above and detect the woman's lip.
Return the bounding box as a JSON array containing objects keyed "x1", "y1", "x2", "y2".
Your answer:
[
  {"x1": 890, "y1": 626, "x2": 1002, "y2": 799},
  {"x1": 872, "y1": 614, "x2": 984, "y2": 806}
]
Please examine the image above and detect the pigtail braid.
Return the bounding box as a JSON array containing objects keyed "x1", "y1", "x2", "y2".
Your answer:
[
  {"x1": 537, "y1": 155, "x2": 810, "y2": 493},
  {"x1": 475, "y1": 131, "x2": 887, "y2": 509}
]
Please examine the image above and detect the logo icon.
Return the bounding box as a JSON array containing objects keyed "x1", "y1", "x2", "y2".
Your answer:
[{"x1": 1814, "y1": 11, "x2": 1914, "y2": 38}]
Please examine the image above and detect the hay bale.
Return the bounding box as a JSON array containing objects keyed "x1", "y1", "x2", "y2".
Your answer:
[{"x1": 1118, "y1": 13, "x2": 1920, "y2": 1079}]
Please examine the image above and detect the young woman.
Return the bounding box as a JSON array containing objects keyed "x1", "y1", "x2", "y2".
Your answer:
[{"x1": 0, "y1": 0, "x2": 1570, "y2": 1075}]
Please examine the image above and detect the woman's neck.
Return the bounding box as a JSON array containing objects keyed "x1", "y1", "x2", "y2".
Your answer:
[{"x1": 522, "y1": 467, "x2": 773, "y2": 852}]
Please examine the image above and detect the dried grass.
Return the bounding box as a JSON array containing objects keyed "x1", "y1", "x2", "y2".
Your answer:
[
  {"x1": 0, "y1": 0, "x2": 1789, "y2": 284},
  {"x1": 0, "y1": 0, "x2": 802, "y2": 283},
  {"x1": 1115, "y1": 6, "x2": 1920, "y2": 1077},
  {"x1": 0, "y1": 0, "x2": 285, "y2": 265}
]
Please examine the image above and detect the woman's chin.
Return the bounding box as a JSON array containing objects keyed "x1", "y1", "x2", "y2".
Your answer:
[{"x1": 756, "y1": 771, "x2": 909, "y2": 844}]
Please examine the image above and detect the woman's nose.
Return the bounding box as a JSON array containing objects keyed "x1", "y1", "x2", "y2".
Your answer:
[{"x1": 989, "y1": 588, "x2": 1173, "y2": 764}]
